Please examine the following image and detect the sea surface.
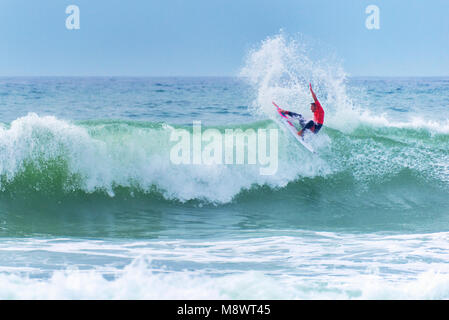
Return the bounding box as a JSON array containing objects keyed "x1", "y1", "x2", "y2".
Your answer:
[{"x1": 1, "y1": 35, "x2": 449, "y2": 299}]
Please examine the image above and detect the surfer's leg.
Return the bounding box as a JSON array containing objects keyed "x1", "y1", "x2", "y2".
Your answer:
[
  {"x1": 303, "y1": 120, "x2": 315, "y2": 131},
  {"x1": 298, "y1": 121, "x2": 316, "y2": 136},
  {"x1": 313, "y1": 123, "x2": 323, "y2": 134},
  {"x1": 285, "y1": 111, "x2": 303, "y2": 119},
  {"x1": 286, "y1": 112, "x2": 306, "y2": 127}
]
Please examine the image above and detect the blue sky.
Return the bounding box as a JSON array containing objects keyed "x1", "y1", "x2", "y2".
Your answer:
[{"x1": 0, "y1": 0, "x2": 448, "y2": 76}]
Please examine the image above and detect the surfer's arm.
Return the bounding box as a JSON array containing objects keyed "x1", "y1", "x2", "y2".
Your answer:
[{"x1": 309, "y1": 83, "x2": 323, "y2": 111}]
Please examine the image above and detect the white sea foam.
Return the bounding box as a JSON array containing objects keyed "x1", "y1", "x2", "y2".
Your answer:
[
  {"x1": 240, "y1": 32, "x2": 449, "y2": 135},
  {"x1": 2, "y1": 267, "x2": 449, "y2": 299},
  {"x1": 2, "y1": 232, "x2": 449, "y2": 299}
]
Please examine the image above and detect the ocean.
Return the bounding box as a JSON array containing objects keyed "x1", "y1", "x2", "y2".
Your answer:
[{"x1": 1, "y1": 35, "x2": 449, "y2": 299}]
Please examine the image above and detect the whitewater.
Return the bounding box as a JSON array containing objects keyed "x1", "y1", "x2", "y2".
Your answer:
[{"x1": 1, "y1": 34, "x2": 449, "y2": 299}]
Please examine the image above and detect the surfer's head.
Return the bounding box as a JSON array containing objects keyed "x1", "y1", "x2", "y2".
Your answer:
[{"x1": 310, "y1": 103, "x2": 317, "y2": 112}]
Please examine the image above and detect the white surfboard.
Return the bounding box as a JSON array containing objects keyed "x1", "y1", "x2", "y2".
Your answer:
[{"x1": 272, "y1": 101, "x2": 315, "y2": 153}]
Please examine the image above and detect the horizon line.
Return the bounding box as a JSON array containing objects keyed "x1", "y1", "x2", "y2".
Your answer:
[{"x1": 0, "y1": 75, "x2": 448, "y2": 78}]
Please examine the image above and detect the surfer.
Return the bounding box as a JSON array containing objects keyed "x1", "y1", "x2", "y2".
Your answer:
[{"x1": 279, "y1": 83, "x2": 325, "y2": 136}]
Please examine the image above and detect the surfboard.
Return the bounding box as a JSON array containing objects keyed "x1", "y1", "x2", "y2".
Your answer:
[{"x1": 272, "y1": 101, "x2": 315, "y2": 153}]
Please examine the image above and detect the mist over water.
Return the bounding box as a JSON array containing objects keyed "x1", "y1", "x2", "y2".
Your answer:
[{"x1": 1, "y1": 33, "x2": 449, "y2": 299}]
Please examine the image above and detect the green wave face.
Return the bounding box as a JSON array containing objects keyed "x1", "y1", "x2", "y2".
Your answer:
[
  {"x1": 0, "y1": 113, "x2": 448, "y2": 238},
  {"x1": 0, "y1": 114, "x2": 448, "y2": 198}
]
